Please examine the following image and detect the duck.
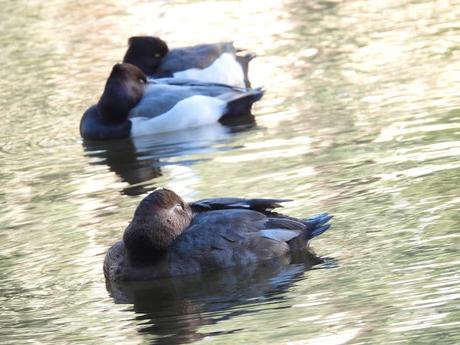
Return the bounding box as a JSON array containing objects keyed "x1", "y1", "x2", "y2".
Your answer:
[
  {"x1": 123, "y1": 36, "x2": 256, "y2": 88},
  {"x1": 104, "y1": 188, "x2": 333, "y2": 281},
  {"x1": 80, "y1": 63, "x2": 263, "y2": 140}
]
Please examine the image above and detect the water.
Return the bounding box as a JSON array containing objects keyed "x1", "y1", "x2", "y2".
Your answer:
[{"x1": 1, "y1": 0, "x2": 460, "y2": 344}]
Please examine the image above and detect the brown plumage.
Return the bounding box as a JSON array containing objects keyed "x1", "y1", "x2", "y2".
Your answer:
[
  {"x1": 104, "y1": 188, "x2": 332, "y2": 281},
  {"x1": 123, "y1": 189, "x2": 192, "y2": 262}
]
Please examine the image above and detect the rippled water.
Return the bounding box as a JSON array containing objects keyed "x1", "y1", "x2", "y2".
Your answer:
[{"x1": 1, "y1": 0, "x2": 460, "y2": 344}]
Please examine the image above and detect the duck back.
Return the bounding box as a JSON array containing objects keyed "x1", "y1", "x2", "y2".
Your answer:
[{"x1": 156, "y1": 42, "x2": 236, "y2": 73}]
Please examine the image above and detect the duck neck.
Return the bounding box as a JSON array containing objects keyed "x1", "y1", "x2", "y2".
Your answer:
[
  {"x1": 80, "y1": 105, "x2": 132, "y2": 140},
  {"x1": 123, "y1": 221, "x2": 175, "y2": 266},
  {"x1": 97, "y1": 86, "x2": 132, "y2": 124}
]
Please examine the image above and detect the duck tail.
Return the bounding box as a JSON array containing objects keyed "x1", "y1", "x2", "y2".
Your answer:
[
  {"x1": 236, "y1": 52, "x2": 257, "y2": 88},
  {"x1": 303, "y1": 213, "x2": 333, "y2": 239},
  {"x1": 221, "y1": 88, "x2": 264, "y2": 119},
  {"x1": 236, "y1": 51, "x2": 257, "y2": 62}
]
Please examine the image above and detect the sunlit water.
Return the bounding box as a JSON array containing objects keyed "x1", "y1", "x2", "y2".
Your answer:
[{"x1": 1, "y1": 0, "x2": 460, "y2": 344}]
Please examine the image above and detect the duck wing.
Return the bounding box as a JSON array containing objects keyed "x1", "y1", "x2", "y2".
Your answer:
[
  {"x1": 147, "y1": 77, "x2": 251, "y2": 92},
  {"x1": 170, "y1": 209, "x2": 298, "y2": 273},
  {"x1": 190, "y1": 197, "x2": 292, "y2": 213},
  {"x1": 157, "y1": 42, "x2": 236, "y2": 74},
  {"x1": 190, "y1": 198, "x2": 332, "y2": 241},
  {"x1": 129, "y1": 83, "x2": 202, "y2": 119},
  {"x1": 169, "y1": 205, "x2": 332, "y2": 276},
  {"x1": 129, "y1": 81, "x2": 263, "y2": 120}
]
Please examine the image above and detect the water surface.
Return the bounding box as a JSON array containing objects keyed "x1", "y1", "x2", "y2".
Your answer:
[{"x1": 1, "y1": 0, "x2": 460, "y2": 344}]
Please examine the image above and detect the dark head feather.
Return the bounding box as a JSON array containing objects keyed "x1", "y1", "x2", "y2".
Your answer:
[
  {"x1": 97, "y1": 63, "x2": 146, "y2": 123},
  {"x1": 123, "y1": 36, "x2": 169, "y2": 75}
]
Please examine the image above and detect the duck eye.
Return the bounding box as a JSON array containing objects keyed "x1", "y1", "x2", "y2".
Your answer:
[
  {"x1": 154, "y1": 53, "x2": 160, "y2": 58},
  {"x1": 175, "y1": 203, "x2": 184, "y2": 211}
]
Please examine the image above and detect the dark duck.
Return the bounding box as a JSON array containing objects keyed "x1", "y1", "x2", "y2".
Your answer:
[
  {"x1": 80, "y1": 63, "x2": 263, "y2": 140},
  {"x1": 123, "y1": 36, "x2": 256, "y2": 88},
  {"x1": 104, "y1": 188, "x2": 333, "y2": 281}
]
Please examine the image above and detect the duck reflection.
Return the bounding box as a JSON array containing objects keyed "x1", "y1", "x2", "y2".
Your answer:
[
  {"x1": 82, "y1": 119, "x2": 255, "y2": 195},
  {"x1": 106, "y1": 253, "x2": 327, "y2": 345},
  {"x1": 83, "y1": 137, "x2": 161, "y2": 195}
]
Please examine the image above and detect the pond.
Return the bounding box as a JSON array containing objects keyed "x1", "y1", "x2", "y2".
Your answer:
[{"x1": 1, "y1": 0, "x2": 459, "y2": 344}]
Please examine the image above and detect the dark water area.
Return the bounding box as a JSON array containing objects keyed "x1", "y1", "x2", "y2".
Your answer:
[{"x1": 1, "y1": 0, "x2": 460, "y2": 344}]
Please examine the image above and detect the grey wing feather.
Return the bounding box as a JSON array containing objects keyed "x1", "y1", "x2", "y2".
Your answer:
[
  {"x1": 264, "y1": 217, "x2": 307, "y2": 230},
  {"x1": 147, "y1": 77, "x2": 250, "y2": 92},
  {"x1": 148, "y1": 79, "x2": 263, "y2": 103},
  {"x1": 258, "y1": 229, "x2": 302, "y2": 242},
  {"x1": 128, "y1": 84, "x2": 193, "y2": 119},
  {"x1": 190, "y1": 197, "x2": 292, "y2": 213},
  {"x1": 157, "y1": 42, "x2": 236, "y2": 73},
  {"x1": 172, "y1": 209, "x2": 296, "y2": 270},
  {"x1": 129, "y1": 80, "x2": 262, "y2": 119}
]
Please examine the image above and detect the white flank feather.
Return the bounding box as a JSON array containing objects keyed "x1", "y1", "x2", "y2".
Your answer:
[
  {"x1": 173, "y1": 53, "x2": 245, "y2": 87},
  {"x1": 130, "y1": 95, "x2": 227, "y2": 137}
]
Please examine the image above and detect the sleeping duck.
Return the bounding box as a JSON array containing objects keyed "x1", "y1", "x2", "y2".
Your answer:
[
  {"x1": 123, "y1": 36, "x2": 256, "y2": 88},
  {"x1": 104, "y1": 188, "x2": 333, "y2": 281},
  {"x1": 80, "y1": 63, "x2": 263, "y2": 140}
]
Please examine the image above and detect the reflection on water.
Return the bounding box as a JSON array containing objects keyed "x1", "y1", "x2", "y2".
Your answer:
[
  {"x1": 1, "y1": 0, "x2": 460, "y2": 344},
  {"x1": 83, "y1": 138, "x2": 163, "y2": 195},
  {"x1": 107, "y1": 254, "x2": 324, "y2": 345},
  {"x1": 82, "y1": 120, "x2": 255, "y2": 195}
]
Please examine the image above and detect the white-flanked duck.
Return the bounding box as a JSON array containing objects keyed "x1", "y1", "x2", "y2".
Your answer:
[
  {"x1": 104, "y1": 188, "x2": 333, "y2": 281},
  {"x1": 80, "y1": 63, "x2": 263, "y2": 140},
  {"x1": 123, "y1": 36, "x2": 255, "y2": 88}
]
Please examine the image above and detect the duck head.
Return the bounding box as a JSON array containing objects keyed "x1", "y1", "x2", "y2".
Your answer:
[
  {"x1": 123, "y1": 36, "x2": 169, "y2": 75},
  {"x1": 80, "y1": 63, "x2": 147, "y2": 140},
  {"x1": 123, "y1": 188, "x2": 193, "y2": 263},
  {"x1": 97, "y1": 63, "x2": 147, "y2": 123}
]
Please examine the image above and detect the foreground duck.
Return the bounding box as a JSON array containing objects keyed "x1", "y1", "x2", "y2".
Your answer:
[
  {"x1": 123, "y1": 36, "x2": 255, "y2": 87},
  {"x1": 80, "y1": 63, "x2": 263, "y2": 140},
  {"x1": 104, "y1": 188, "x2": 333, "y2": 281}
]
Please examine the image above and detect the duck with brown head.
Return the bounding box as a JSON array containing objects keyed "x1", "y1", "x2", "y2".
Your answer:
[
  {"x1": 80, "y1": 63, "x2": 146, "y2": 140},
  {"x1": 123, "y1": 35, "x2": 256, "y2": 88},
  {"x1": 104, "y1": 188, "x2": 333, "y2": 281},
  {"x1": 80, "y1": 63, "x2": 263, "y2": 140},
  {"x1": 97, "y1": 63, "x2": 147, "y2": 122},
  {"x1": 122, "y1": 189, "x2": 193, "y2": 263}
]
